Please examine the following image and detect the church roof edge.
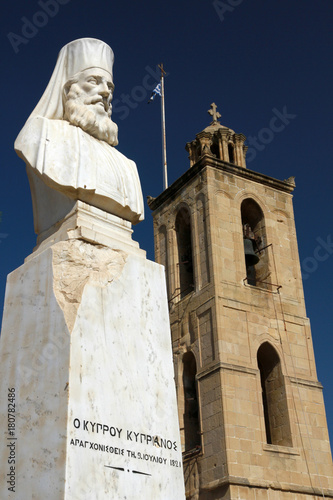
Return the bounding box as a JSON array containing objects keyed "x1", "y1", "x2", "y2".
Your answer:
[{"x1": 148, "y1": 156, "x2": 295, "y2": 212}]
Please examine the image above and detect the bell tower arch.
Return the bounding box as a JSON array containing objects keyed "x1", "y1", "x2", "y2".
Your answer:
[{"x1": 149, "y1": 103, "x2": 333, "y2": 499}]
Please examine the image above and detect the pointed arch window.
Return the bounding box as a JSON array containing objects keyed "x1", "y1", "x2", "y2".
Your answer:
[
  {"x1": 183, "y1": 352, "x2": 201, "y2": 452},
  {"x1": 241, "y1": 198, "x2": 270, "y2": 288},
  {"x1": 257, "y1": 343, "x2": 292, "y2": 447},
  {"x1": 175, "y1": 206, "x2": 194, "y2": 299}
]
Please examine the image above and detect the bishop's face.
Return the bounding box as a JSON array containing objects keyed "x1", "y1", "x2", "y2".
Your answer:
[
  {"x1": 74, "y1": 68, "x2": 115, "y2": 119},
  {"x1": 64, "y1": 67, "x2": 118, "y2": 146}
]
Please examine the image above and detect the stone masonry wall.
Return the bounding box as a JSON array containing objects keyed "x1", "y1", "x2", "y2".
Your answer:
[{"x1": 152, "y1": 161, "x2": 333, "y2": 499}]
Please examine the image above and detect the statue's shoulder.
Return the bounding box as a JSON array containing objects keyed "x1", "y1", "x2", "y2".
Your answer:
[
  {"x1": 15, "y1": 116, "x2": 47, "y2": 164},
  {"x1": 15, "y1": 116, "x2": 44, "y2": 151},
  {"x1": 15, "y1": 117, "x2": 78, "y2": 169},
  {"x1": 15, "y1": 116, "x2": 72, "y2": 150}
]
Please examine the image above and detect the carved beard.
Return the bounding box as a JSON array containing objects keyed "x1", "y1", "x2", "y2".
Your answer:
[{"x1": 64, "y1": 84, "x2": 118, "y2": 146}]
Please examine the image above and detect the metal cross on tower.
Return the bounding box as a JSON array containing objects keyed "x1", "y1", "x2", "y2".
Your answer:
[{"x1": 208, "y1": 102, "x2": 221, "y2": 123}]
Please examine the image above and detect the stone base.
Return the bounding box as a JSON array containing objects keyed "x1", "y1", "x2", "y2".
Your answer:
[
  {"x1": 0, "y1": 227, "x2": 185, "y2": 499},
  {"x1": 31, "y1": 199, "x2": 145, "y2": 258}
]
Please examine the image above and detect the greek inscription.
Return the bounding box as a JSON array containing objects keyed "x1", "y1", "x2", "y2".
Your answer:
[
  {"x1": 73, "y1": 419, "x2": 122, "y2": 438},
  {"x1": 71, "y1": 417, "x2": 181, "y2": 469},
  {"x1": 70, "y1": 439, "x2": 125, "y2": 456}
]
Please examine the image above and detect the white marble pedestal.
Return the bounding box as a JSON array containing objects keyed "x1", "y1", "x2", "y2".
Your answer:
[{"x1": 0, "y1": 208, "x2": 185, "y2": 499}]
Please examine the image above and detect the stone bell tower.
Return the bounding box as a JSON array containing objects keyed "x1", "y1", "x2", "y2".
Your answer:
[{"x1": 148, "y1": 104, "x2": 333, "y2": 499}]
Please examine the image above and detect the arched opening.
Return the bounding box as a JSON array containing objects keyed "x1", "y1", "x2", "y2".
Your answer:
[
  {"x1": 241, "y1": 198, "x2": 270, "y2": 288},
  {"x1": 257, "y1": 343, "x2": 292, "y2": 446},
  {"x1": 175, "y1": 206, "x2": 194, "y2": 299},
  {"x1": 210, "y1": 140, "x2": 220, "y2": 159},
  {"x1": 183, "y1": 352, "x2": 201, "y2": 452},
  {"x1": 228, "y1": 143, "x2": 235, "y2": 164}
]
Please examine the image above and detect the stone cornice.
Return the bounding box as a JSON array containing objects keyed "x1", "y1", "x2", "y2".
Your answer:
[
  {"x1": 195, "y1": 362, "x2": 323, "y2": 392},
  {"x1": 148, "y1": 155, "x2": 295, "y2": 212},
  {"x1": 196, "y1": 361, "x2": 257, "y2": 381},
  {"x1": 200, "y1": 475, "x2": 333, "y2": 497},
  {"x1": 289, "y1": 376, "x2": 323, "y2": 390}
]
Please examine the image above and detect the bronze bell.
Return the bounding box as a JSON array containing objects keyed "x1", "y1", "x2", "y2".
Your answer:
[{"x1": 244, "y1": 238, "x2": 260, "y2": 266}]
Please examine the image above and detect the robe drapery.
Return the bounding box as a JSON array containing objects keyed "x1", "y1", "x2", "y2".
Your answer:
[{"x1": 15, "y1": 116, "x2": 144, "y2": 224}]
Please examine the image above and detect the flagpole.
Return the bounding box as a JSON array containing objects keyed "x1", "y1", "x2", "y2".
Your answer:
[{"x1": 159, "y1": 63, "x2": 168, "y2": 190}]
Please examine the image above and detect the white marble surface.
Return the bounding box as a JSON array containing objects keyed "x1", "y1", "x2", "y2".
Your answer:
[
  {"x1": 15, "y1": 38, "x2": 144, "y2": 230},
  {"x1": 0, "y1": 239, "x2": 185, "y2": 499},
  {"x1": 28, "y1": 200, "x2": 145, "y2": 258}
]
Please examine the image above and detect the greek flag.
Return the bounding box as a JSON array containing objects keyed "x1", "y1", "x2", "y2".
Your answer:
[{"x1": 148, "y1": 83, "x2": 161, "y2": 103}]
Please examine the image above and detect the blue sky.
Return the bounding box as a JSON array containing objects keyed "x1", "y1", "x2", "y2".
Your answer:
[{"x1": 1, "y1": 0, "x2": 333, "y2": 445}]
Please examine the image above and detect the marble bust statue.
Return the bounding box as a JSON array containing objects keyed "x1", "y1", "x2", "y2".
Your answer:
[{"x1": 15, "y1": 38, "x2": 144, "y2": 235}]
